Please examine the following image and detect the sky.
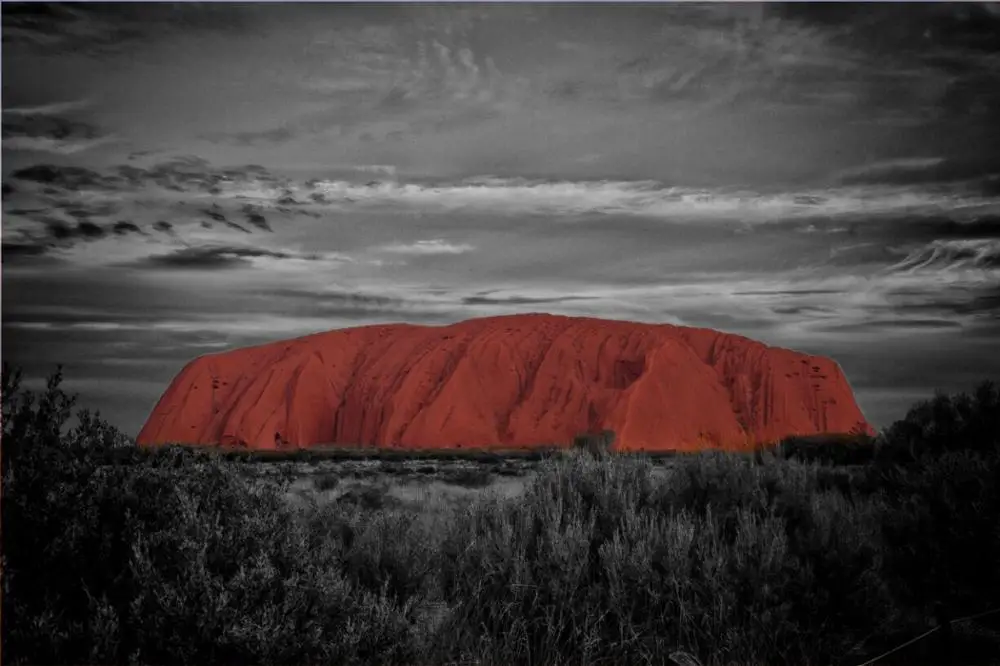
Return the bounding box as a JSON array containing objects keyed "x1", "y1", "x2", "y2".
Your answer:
[{"x1": 2, "y1": 2, "x2": 999, "y2": 436}]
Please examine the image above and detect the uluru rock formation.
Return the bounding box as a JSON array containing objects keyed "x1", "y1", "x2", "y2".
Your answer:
[{"x1": 137, "y1": 314, "x2": 873, "y2": 452}]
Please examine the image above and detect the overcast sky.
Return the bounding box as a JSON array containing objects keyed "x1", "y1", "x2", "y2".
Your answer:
[{"x1": 3, "y1": 2, "x2": 999, "y2": 435}]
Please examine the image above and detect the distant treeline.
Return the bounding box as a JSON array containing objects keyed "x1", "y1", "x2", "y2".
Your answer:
[{"x1": 2, "y1": 364, "x2": 999, "y2": 666}]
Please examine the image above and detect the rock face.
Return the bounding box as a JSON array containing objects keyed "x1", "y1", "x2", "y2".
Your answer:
[{"x1": 137, "y1": 314, "x2": 873, "y2": 451}]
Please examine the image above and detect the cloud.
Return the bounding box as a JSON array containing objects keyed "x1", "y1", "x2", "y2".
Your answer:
[
  {"x1": 200, "y1": 207, "x2": 252, "y2": 234},
  {"x1": 274, "y1": 288, "x2": 399, "y2": 308},
  {"x1": 1, "y1": 4, "x2": 135, "y2": 54},
  {"x1": 2, "y1": 110, "x2": 100, "y2": 141},
  {"x1": 11, "y1": 155, "x2": 289, "y2": 205},
  {"x1": 808, "y1": 318, "x2": 966, "y2": 334},
  {"x1": 775, "y1": 4, "x2": 1000, "y2": 122},
  {"x1": 502, "y1": 258, "x2": 997, "y2": 339},
  {"x1": 9, "y1": 157, "x2": 994, "y2": 243},
  {"x1": 558, "y1": 5, "x2": 869, "y2": 113},
  {"x1": 112, "y1": 221, "x2": 142, "y2": 236},
  {"x1": 216, "y1": 126, "x2": 298, "y2": 146},
  {"x1": 242, "y1": 206, "x2": 272, "y2": 232},
  {"x1": 141, "y1": 246, "x2": 326, "y2": 270},
  {"x1": 6, "y1": 311, "x2": 447, "y2": 339},
  {"x1": 2, "y1": 3, "x2": 260, "y2": 57},
  {"x1": 10, "y1": 164, "x2": 113, "y2": 189},
  {"x1": 2, "y1": 98, "x2": 114, "y2": 154},
  {"x1": 205, "y1": 106, "x2": 368, "y2": 146},
  {"x1": 153, "y1": 221, "x2": 175, "y2": 235},
  {"x1": 2, "y1": 98, "x2": 94, "y2": 116},
  {"x1": 835, "y1": 157, "x2": 947, "y2": 183},
  {"x1": 301, "y1": 79, "x2": 377, "y2": 95},
  {"x1": 461, "y1": 293, "x2": 594, "y2": 306},
  {"x1": 890, "y1": 286, "x2": 1000, "y2": 320},
  {"x1": 308, "y1": 177, "x2": 998, "y2": 223},
  {"x1": 203, "y1": 18, "x2": 522, "y2": 147},
  {"x1": 30, "y1": 218, "x2": 107, "y2": 243},
  {"x1": 1, "y1": 135, "x2": 118, "y2": 155},
  {"x1": 3, "y1": 160, "x2": 290, "y2": 254},
  {"x1": 133, "y1": 157, "x2": 286, "y2": 194},
  {"x1": 15, "y1": 158, "x2": 283, "y2": 199},
  {"x1": 257, "y1": 287, "x2": 461, "y2": 322},
  {"x1": 1, "y1": 242, "x2": 50, "y2": 262},
  {"x1": 75, "y1": 221, "x2": 106, "y2": 239},
  {"x1": 884, "y1": 238, "x2": 1000, "y2": 274},
  {"x1": 376, "y1": 239, "x2": 476, "y2": 255},
  {"x1": 834, "y1": 156, "x2": 1000, "y2": 188},
  {"x1": 1, "y1": 160, "x2": 332, "y2": 277},
  {"x1": 354, "y1": 165, "x2": 398, "y2": 177},
  {"x1": 4, "y1": 158, "x2": 997, "y2": 306}
]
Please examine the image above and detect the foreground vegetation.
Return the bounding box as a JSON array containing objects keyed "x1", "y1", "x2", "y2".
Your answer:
[{"x1": 2, "y1": 364, "x2": 999, "y2": 665}]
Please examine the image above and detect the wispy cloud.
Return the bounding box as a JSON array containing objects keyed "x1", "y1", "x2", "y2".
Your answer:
[
  {"x1": 18, "y1": 160, "x2": 994, "y2": 232},
  {"x1": 883, "y1": 238, "x2": 1000, "y2": 274},
  {"x1": 833, "y1": 156, "x2": 1000, "y2": 188},
  {"x1": 376, "y1": 239, "x2": 476, "y2": 255},
  {"x1": 834, "y1": 157, "x2": 947, "y2": 183},
  {"x1": 2, "y1": 97, "x2": 113, "y2": 155},
  {"x1": 300, "y1": 78, "x2": 377, "y2": 95},
  {"x1": 1, "y1": 3, "x2": 259, "y2": 57},
  {"x1": 307, "y1": 177, "x2": 998, "y2": 222},
  {"x1": 2, "y1": 135, "x2": 118, "y2": 155},
  {"x1": 5, "y1": 158, "x2": 998, "y2": 287},
  {"x1": 3, "y1": 98, "x2": 95, "y2": 116}
]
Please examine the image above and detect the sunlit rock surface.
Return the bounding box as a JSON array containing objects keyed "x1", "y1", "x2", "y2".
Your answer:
[{"x1": 137, "y1": 314, "x2": 873, "y2": 451}]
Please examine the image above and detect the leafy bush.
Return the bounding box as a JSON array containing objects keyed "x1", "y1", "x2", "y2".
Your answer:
[
  {"x1": 876, "y1": 451, "x2": 1000, "y2": 613},
  {"x1": 776, "y1": 432, "x2": 875, "y2": 465},
  {"x1": 1, "y1": 366, "x2": 419, "y2": 665},
  {"x1": 876, "y1": 380, "x2": 1000, "y2": 463},
  {"x1": 432, "y1": 452, "x2": 897, "y2": 666},
  {"x1": 3, "y1": 366, "x2": 999, "y2": 666}
]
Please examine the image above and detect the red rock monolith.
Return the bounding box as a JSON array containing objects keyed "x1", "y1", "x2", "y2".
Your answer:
[{"x1": 137, "y1": 314, "x2": 873, "y2": 451}]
